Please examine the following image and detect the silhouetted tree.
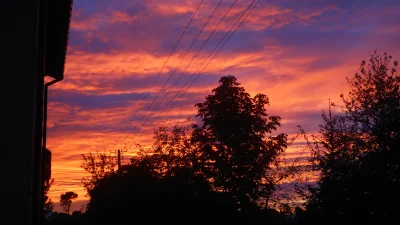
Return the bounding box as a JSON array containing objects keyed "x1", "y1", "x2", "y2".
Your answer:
[
  {"x1": 299, "y1": 103, "x2": 360, "y2": 224},
  {"x1": 84, "y1": 75, "x2": 299, "y2": 224},
  {"x1": 192, "y1": 75, "x2": 288, "y2": 210},
  {"x1": 86, "y1": 162, "x2": 241, "y2": 225},
  {"x1": 60, "y1": 191, "x2": 78, "y2": 214},
  {"x1": 81, "y1": 151, "x2": 116, "y2": 197},
  {"x1": 44, "y1": 178, "x2": 54, "y2": 211},
  {"x1": 303, "y1": 51, "x2": 400, "y2": 224},
  {"x1": 133, "y1": 124, "x2": 199, "y2": 177},
  {"x1": 339, "y1": 51, "x2": 400, "y2": 224}
]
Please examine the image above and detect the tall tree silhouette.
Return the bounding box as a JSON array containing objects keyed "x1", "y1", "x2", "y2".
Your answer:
[
  {"x1": 303, "y1": 51, "x2": 400, "y2": 224},
  {"x1": 60, "y1": 191, "x2": 78, "y2": 214},
  {"x1": 84, "y1": 75, "x2": 296, "y2": 224},
  {"x1": 192, "y1": 75, "x2": 288, "y2": 210},
  {"x1": 339, "y1": 51, "x2": 400, "y2": 224},
  {"x1": 301, "y1": 103, "x2": 360, "y2": 224}
]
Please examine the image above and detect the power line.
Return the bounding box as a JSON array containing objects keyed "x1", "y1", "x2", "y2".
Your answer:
[
  {"x1": 115, "y1": 0, "x2": 224, "y2": 150},
  {"x1": 119, "y1": 0, "x2": 239, "y2": 147},
  {"x1": 128, "y1": 0, "x2": 260, "y2": 148},
  {"x1": 103, "y1": 0, "x2": 204, "y2": 152},
  {"x1": 125, "y1": 0, "x2": 260, "y2": 149}
]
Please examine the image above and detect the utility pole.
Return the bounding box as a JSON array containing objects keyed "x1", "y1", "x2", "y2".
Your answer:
[{"x1": 111, "y1": 149, "x2": 127, "y2": 172}]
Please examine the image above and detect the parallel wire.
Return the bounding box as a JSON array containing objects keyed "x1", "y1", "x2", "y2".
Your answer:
[
  {"x1": 115, "y1": 0, "x2": 224, "y2": 150},
  {"x1": 125, "y1": 0, "x2": 260, "y2": 150},
  {"x1": 104, "y1": 0, "x2": 204, "y2": 152},
  {"x1": 119, "y1": 0, "x2": 239, "y2": 148}
]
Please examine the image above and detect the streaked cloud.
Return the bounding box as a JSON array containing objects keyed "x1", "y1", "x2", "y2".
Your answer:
[{"x1": 46, "y1": 0, "x2": 400, "y2": 207}]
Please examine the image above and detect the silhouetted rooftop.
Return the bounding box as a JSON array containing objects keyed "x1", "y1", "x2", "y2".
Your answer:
[{"x1": 45, "y1": 0, "x2": 73, "y2": 80}]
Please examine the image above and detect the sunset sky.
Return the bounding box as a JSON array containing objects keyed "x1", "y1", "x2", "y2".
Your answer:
[{"x1": 47, "y1": 0, "x2": 399, "y2": 211}]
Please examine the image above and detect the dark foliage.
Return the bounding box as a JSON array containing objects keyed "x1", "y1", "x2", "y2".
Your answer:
[
  {"x1": 81, "y1": 152, "x2": 116, "y2": 197},
  {"x1": 86, "y1": 164, "x2": 242, "y2": 224},
  {"x1": 75, "y1": 57, "x2": 400, "y2": 225},
  {"x1": 44, "y1": 178, "x2": 55, "y2": 211},
  {"x1": 82, "y1": 75, "x2": 292, "y2": 224},
  {"x1": 301, "y1": 51, "x2": 400, "y2": 225},
  {"x1": 60, "y1": 191, "x2": 78, "y2": 215},
  {"x1": 192, "y1": 75, "x2": 288, "y2": 208}
]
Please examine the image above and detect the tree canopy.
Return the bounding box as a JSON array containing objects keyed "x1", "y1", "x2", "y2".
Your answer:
[
  {"x1": 302, "y1": 51, "x2": 400, "y2": 225},
  {"x1": 192, "y1": 75, "x2": 288, "y2": 208},
  {"x1": 60, "y1": 191, "x2": 78, "y2": 215},
  {"x1": 83, "y1": 75, "x2": 292, "y2": 224},
  {"x1": 81, "y1": 151, "x2": 116, "y2": 197}
]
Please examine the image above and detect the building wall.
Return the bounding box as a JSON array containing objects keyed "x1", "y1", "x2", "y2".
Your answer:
[{"x1": 2, "y1": 1, "x2": 44, "y2": 225}]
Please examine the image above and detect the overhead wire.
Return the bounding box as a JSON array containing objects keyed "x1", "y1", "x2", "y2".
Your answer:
[
  {"x1": 124, "y1": 0, "x2": 261, "y2": 150},
  {"x1": 118, "y1": 0, "x2": 239, "y2": 148},
  {"x1": 115, "y1": 0, "x2": 224, "y2": 150},
  {"x1": 103, "y1": 0, "x2": 204, "y2": 152}
]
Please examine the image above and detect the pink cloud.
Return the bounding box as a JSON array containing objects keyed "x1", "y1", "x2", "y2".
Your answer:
[{"x1": 47, "y1": 0, "x2": 400, "y2": 210}]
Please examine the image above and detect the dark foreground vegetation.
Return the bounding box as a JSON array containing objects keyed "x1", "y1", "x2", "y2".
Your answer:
[{"x1": 45, "y1": 51, "x2": 399, "y2": 225}]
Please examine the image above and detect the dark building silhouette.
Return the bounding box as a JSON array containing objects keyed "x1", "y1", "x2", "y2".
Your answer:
[
  {"x1": 43, "y1": 148, "x2": 51, "y2": 182},
  {"x1": 3, "y1": 1, "x2": 72, "y2": 225}
]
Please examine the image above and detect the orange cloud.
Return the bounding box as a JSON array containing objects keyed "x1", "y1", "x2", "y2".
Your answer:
[
  {"x1": 71, "y1": 9, "x2": 138, "y2": 31},
  {"x1": 47, "y1": 0, "x2": 400, "y2": 210}
]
